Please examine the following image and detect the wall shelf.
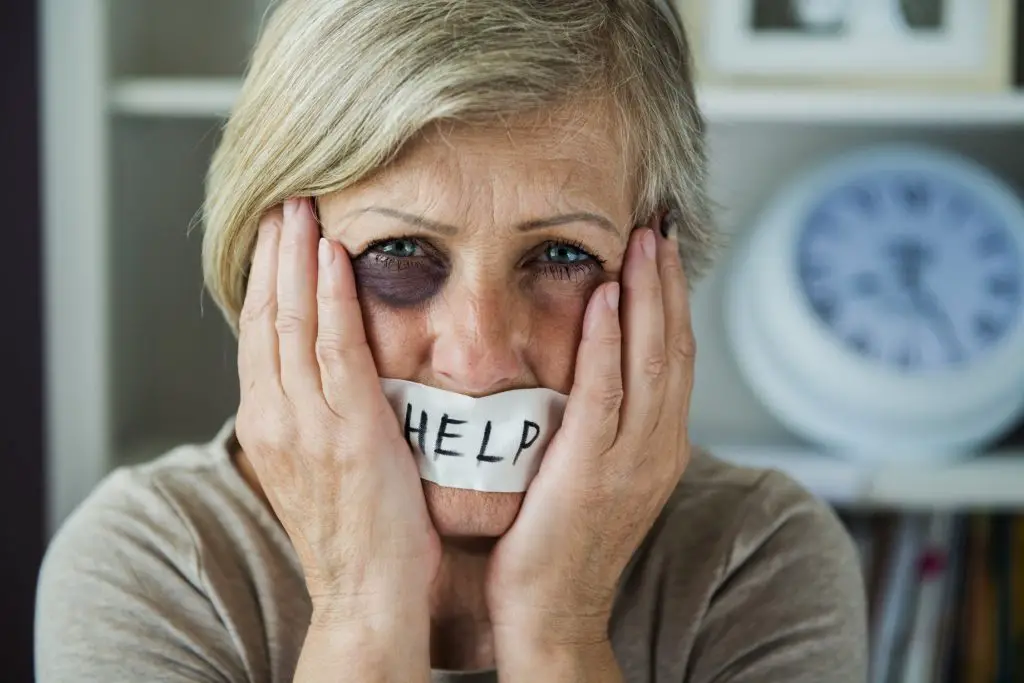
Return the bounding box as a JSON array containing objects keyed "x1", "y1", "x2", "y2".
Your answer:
[
  {"x1": 110, "y1": 78, "x2": 240, "y2": 117},
  {"x1": 111, "y1": 77, "x2": 1024, "y2": 127},
  {"x1": 710, "y1": 445, "x2": 1024, "y2": 509},
  {"x1": 699, "y1": 87, "x2": 1024, "y2": 126}
]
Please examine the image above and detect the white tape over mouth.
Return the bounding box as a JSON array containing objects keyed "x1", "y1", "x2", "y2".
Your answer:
[{"x1": 379, "y1": 378, "x2": 569, "y2": 493}]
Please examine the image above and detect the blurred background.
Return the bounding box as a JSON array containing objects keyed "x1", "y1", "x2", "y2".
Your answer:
[{"x1": 2, "y1": 0, "x2": 1024, "y2": 681}]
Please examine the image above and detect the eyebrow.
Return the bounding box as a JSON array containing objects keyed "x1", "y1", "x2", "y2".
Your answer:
[{"x1": 347, "y1": 207, "x2": 619, "y2": 236}]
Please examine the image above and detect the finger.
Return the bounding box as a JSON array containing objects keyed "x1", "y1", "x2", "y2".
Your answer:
[
  {"x1": 238, "y1": 208, "x2": 283, "y2": 396},
  {"x1": 658, "y1": 219, "x2": 697, "y2": 423},
  {"x1": 619, "y1": 225, "x2": 667, "y2": 438},
  {"x1": 559, "y1": 281, "x2": 623, "y2": 456},
  {"x1": 315, "y1": 237, "x2": 385, "y2": 422},
  {"x1": 276, "y1": 197, "x2": 322, "y2": 399}
]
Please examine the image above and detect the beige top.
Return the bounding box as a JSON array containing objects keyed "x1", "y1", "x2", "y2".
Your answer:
[{"x1": 35, "y1": 420, "x2": 867, "y2": 682}]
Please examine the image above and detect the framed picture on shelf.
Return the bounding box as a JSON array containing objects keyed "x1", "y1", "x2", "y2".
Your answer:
[{"x1": 677, "y1": 0, "x2": 1015, "y2": 91}]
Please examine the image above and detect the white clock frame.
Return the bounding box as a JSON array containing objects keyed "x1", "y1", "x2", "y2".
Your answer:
[{"x1": 725, "y1": 145, "x2": 1024, "y2": 462}]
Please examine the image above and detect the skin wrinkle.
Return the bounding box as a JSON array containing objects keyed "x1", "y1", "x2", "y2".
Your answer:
[
  {"x1": 316, "y1": 107, "x2": 632, "y2": 540},
  {"x1": 191, "y1": 2, "x2": 722, "y2": 673}
]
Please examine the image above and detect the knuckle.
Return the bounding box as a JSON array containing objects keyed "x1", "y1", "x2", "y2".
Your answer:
[
  {"x1": 237, "y1": 397, "x2": 294, "y2": 453},
  {"x1": 670, "y1": 331, "x2": 696, "y2": 365},
  {"x1": 315, "y1": 336, "x2": 370, "y2": 375},
  {"x1": 239, "y1": 291, "x2": 274, "y2": 330},
  {"x1": 313, "y1": 330, "x2": 346, "y2": 365},
  {"x1": 643, "y1": 352, "x2": 668, "y2": 381},
  {"x1": 275, "y1": 307, "x2": 307, "y2": 336},
  {"x1": 660, "y1": 247, "x2": 684, "y2": 278},
  {"x1": 595, "y1": 323, "x2": 622, "y2": 350},
  {"x1": 590, "y1": 382, "x2": 624, "y2": 414},
  {"x1": 643, "y1": 273, "x2": 664, "y2": 298}
]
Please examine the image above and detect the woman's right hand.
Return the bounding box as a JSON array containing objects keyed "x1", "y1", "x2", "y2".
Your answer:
[{"x1": 235, "y1": 197, "x2": 441, "y2": 625}]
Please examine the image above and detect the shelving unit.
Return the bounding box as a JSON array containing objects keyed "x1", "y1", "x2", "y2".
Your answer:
[
  {"x1": 42, "y1": 0, "x2": 1024, "y2": 535},
  {"x1": 109, "y1": 77, "x2": 1024, "y2": 127},
  {"x1": 708, "y1": 445, "x2": 1024, "y2": 508}
]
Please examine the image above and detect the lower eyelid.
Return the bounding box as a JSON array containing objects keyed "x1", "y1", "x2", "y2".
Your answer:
[{"x1": 536, "y1": 262, "x2": 600, "y2": 282}]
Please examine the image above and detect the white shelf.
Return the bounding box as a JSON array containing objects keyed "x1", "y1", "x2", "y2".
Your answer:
[
  {"x1": 110, "y1": 77, "x2": 1024, "y2": 126},
  {"x1": 110, "y1": 78, "x2": 241, "y2": 117},
  {"x1": 699, "y1": 87, "x2": 1024, "y2": 126},
  {"x1": 711, "y1": 445, "x2": 1024, "y2": 509}
]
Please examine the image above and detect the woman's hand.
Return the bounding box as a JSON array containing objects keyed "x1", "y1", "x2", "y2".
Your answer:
[
  {"x1": 486, "y1": 223, "x2": 694, "y2": 667},
  {"x1": 235, "y1": 197, "x2": 441, "y2": 625}
]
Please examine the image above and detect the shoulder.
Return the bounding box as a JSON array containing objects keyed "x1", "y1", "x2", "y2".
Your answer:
[
  {"x1": 619, "y1": 447, "x2": 868, "y2": 682},
  {"x1": 635, "y1": 447, "x2": 858, "y2": 582},
  {"x1": 670, "y1": 447, "x2": 859, "y2": 573},
  {"x1": 35, "y1": 434, "x2": 259, "y2": 682},
  {"x1": 40, "y1": 444, "x2": 224, "y2": 584}
]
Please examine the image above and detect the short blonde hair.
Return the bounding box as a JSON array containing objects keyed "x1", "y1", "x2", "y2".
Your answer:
[{"x1": 203, "y1": 0, "x2": 716, "y2": 332}]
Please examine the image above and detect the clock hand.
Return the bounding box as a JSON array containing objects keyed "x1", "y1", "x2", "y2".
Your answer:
[
  {"x1": 889, "y1": 239, "x2": 966, "y2": 363},
  {"x1": 908, "y1": 286, "x2": 966, "y2": 364}
]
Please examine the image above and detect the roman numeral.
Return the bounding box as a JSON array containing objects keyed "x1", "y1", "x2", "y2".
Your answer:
[
  {"x1": 974, "y1": 313, "x2": 1005, "y2": 343},
  {"x1": 848, "y1": 185, "x2": 876, "y2": 214},
  {"x1": 894, "y1": 345, "x2": 918, "y2": 370},
  {"x1": 988, "y1": 274, "x2": 1019, "y2": 299},
  {"x1": 847, "y1": 332, "x2": 872, "y2": 356},
  {"x1": 901, "y1": 180, "x2": 929, "y2": 211},
  {"x1": 810, "y1": 296, "x2": 838, "y2": 325},
  {"x1": 977, "y1": 230, "x2": 1007, "y2": 257}
]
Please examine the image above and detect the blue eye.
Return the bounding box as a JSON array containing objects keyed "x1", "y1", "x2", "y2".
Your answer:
[
  {"x1": 543, "y1": 242, "x2": 592, "y2": 264},
  {"x1": 376, "y1": 239, "x2": 420, "y2": 258}
]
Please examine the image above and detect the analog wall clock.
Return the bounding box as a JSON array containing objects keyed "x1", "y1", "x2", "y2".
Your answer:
[{"x1": 725, "y1": 145, "x2": 1024, "y2": 462}]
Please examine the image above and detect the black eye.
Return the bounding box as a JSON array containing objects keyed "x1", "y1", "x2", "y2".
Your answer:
[
  {"x1": 542, "y1": 242, "x2": 592, "y2": 265},
  {"x1": 352, "y1": 237, "x2": 447, "y2": 308}
]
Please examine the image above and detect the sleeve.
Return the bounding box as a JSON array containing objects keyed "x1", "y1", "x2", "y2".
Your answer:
[
  {"x1": 687, "y1": 472, "x2": 869, "y2": 683},
  {"x1": 35, "y1": 469, "x2": 248, "y2": 683}
]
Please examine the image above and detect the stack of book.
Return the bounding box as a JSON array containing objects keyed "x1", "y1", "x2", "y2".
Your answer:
[{"x1": 839, "y1": 512, "x2": 1024, "y2": 683}]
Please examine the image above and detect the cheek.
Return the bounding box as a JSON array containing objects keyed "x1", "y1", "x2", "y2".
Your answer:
[
  {"x1": 524, "y1": 285, "x2": 598, "y2": 394},
  {"x1": 357, "y1": 299, "x2": 429, "y2": 379}
]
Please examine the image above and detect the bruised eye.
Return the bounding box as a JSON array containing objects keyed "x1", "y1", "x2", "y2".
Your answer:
[
  {"x1": 377, "y1": 238, "x2": 420, "y2": 258},
  {"x1": 352, "y1": 237, "x2": 447, "y2": 308}
]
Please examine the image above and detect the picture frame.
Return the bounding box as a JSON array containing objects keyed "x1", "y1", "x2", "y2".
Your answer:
[{"x1": 676, "y1": 0, "x2": 1015, "y2": 91}]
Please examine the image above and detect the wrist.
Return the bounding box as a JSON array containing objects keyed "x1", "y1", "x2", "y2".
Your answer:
[
  {"x1": 299, "y1": 611, "x2": 431, "y2": 683},
  {"x1": 493, "y1": 628, "x2": 618, "y2": 682},
  {"x1": 492, "y1": 608, "x2": 611, "y2": 653},
  {"x1": 309, "y1": 582, "x2": 431, "y2": 632}
]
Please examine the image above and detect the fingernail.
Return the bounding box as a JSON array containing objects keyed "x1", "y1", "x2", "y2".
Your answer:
[
  {"x1": 318, "y1": 238, "x2": 334, "y2": 268},
  {"x1": 641, "y1": 229, "x2": 657, "y2": 260},
  {"x1": 659, "y1": 212, "x2": 671, "y2": 238},
  {"x1": 604, "y1": 282, "x2": 620, "y2": 311}
]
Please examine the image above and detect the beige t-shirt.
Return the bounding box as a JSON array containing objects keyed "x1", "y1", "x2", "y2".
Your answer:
[{"x1": 35, "y1": 420, "x2": 867, "y2": 682}]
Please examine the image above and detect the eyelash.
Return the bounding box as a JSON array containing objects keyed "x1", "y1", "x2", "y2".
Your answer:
[{"x1": 360, "y1": 237, "x2": 606, "y2": 280}]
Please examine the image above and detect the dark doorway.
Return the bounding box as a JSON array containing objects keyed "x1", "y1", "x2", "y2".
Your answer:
[{"x1": 1, "y1": 1, "x2": 46, "y2": 680}]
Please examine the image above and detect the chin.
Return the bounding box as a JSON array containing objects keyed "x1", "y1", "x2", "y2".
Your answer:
[{"x1": 422, "y1": 482, "x2": 524, "y2": 539}]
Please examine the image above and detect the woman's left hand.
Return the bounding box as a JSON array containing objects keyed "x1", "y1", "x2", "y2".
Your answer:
[{"x1": 486, "y1": 221, "x2": 695, "y2": 648}]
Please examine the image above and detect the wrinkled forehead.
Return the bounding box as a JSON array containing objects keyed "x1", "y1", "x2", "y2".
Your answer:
[{"x1": 328, "y1": 102, "x2": 636, "y2": 225}]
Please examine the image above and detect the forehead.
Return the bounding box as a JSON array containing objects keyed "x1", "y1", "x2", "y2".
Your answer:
[{"x1": 326, "y1": 104, "x2": 634, "y2": 225}]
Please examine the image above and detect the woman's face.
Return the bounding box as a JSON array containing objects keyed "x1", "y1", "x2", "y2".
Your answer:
[{"x1": 317, "y1": 107, "x2": 635, "y2": 539}]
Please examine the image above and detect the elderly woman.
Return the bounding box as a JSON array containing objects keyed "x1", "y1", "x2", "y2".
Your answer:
[{"x1": 35, "y1": 0, "x2": 866, "y2": 681}]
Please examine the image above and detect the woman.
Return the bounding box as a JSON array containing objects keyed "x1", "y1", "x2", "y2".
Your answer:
[{"x1": 35, "y1": 0, "x2": 867, "y2": 681}]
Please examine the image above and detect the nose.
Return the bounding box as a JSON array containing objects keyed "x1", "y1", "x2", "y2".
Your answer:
[{"x1": 431, "y1": 281, "x2": 525, "y2": 397}]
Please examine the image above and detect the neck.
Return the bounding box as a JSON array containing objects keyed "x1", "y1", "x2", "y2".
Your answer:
[
  {"x1": 231, "y1": 445, "x2": 497, "y2": 671},
  {"x1": 429, "y1": 540, "x2": 496, "y2": 671}
]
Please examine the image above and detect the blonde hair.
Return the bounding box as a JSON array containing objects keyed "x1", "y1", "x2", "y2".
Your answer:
[{"x1": 203, "y1": 0, "x2": 716, "y2": 332}]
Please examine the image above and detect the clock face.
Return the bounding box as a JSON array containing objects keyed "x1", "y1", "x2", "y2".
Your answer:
[{"x1": 796, "y1": 168, "x2": 1023, "y2": 373}]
